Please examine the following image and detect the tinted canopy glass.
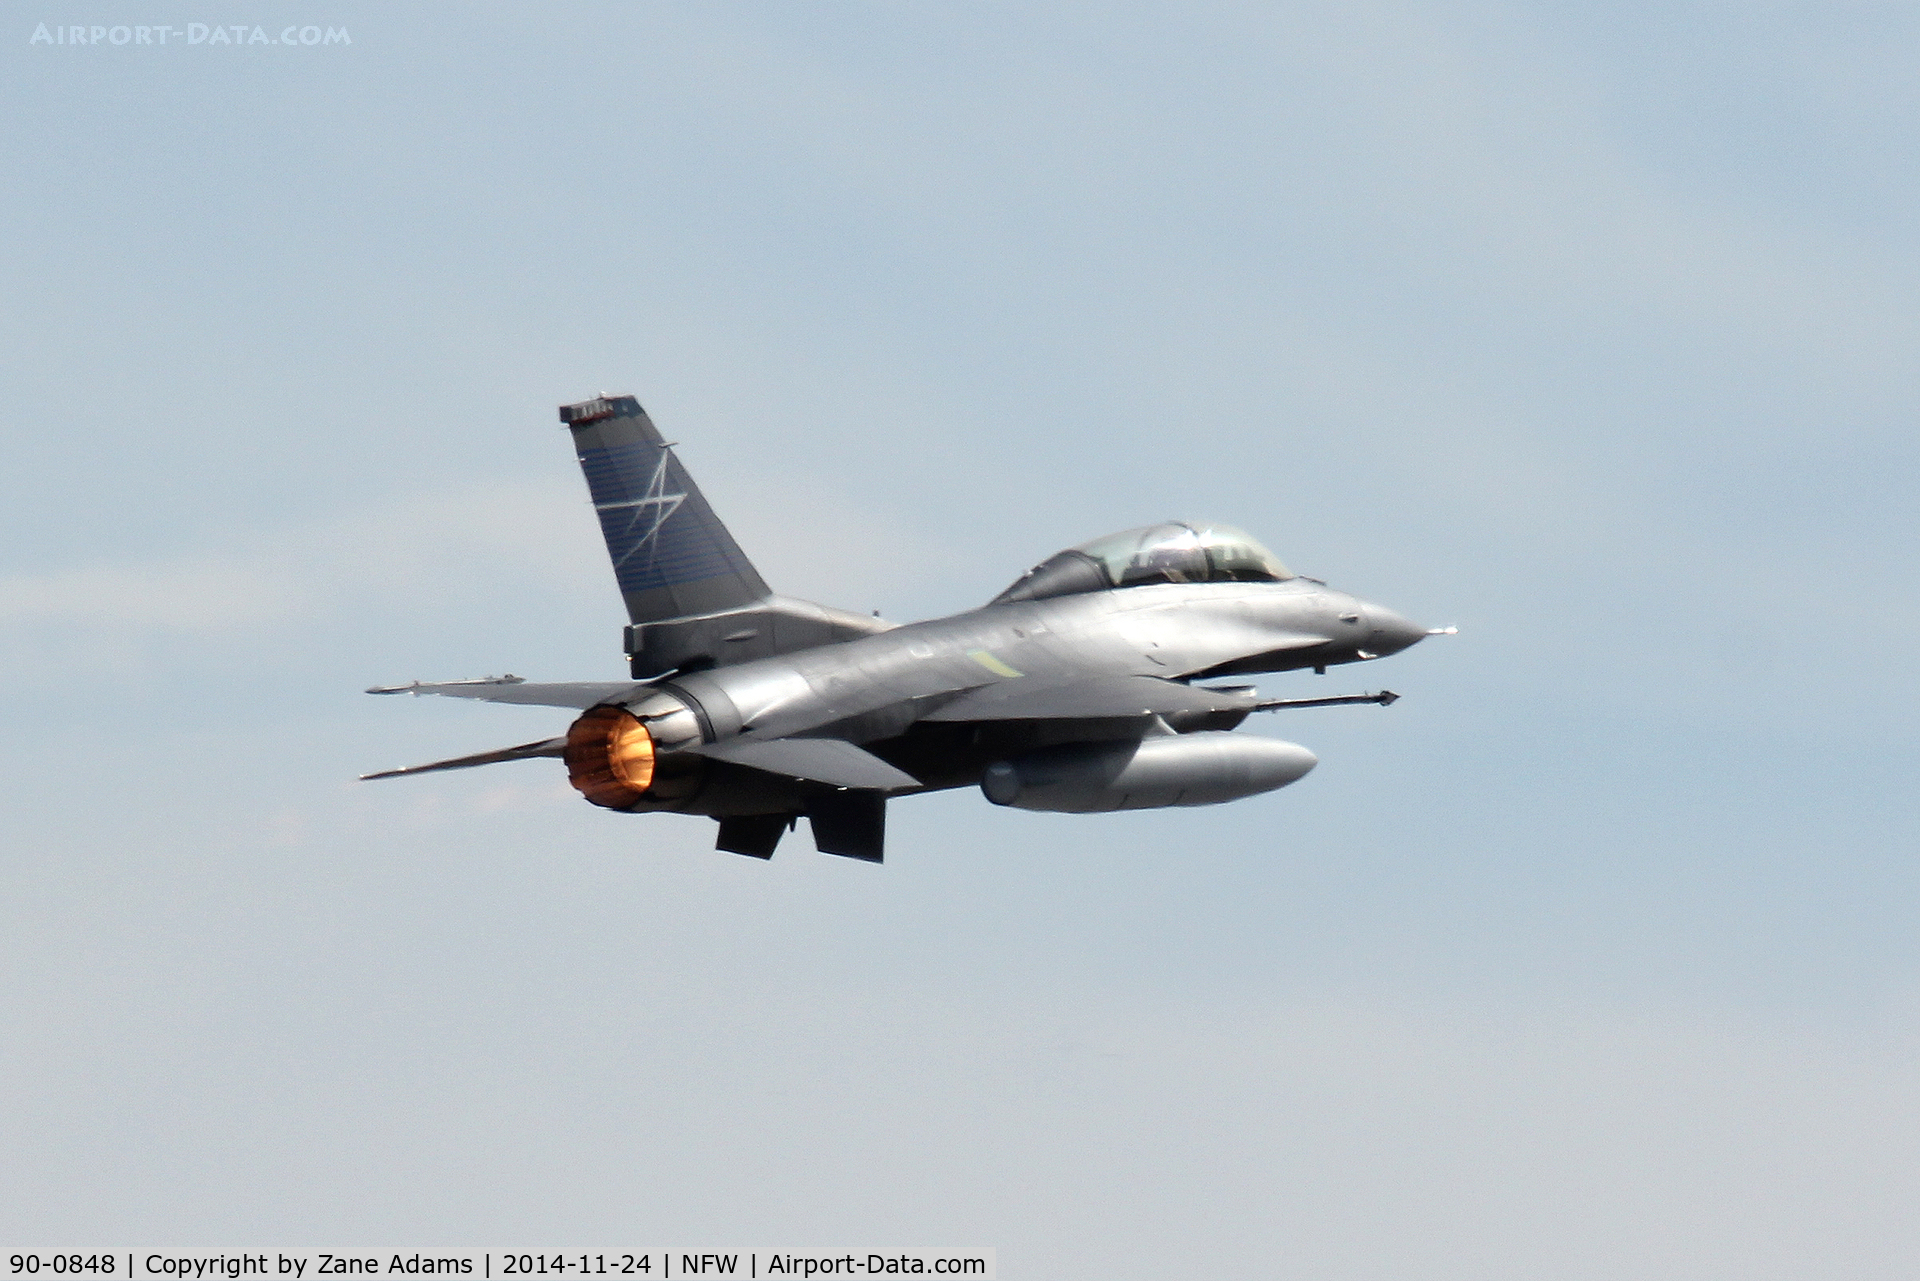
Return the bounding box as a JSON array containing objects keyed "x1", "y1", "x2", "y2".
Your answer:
[{"x1": 991, "y1": 522, "x2": 1292, "y2": 605}]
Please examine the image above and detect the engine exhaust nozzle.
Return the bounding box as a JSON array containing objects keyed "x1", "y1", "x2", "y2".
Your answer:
[{"x1": 565, "y1": 706, "x2": 657, "y2": 809}]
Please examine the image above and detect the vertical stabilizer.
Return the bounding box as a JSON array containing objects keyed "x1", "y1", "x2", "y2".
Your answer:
[{"x1": 560, "y1": 395, "x2": 771, "y2": 624}]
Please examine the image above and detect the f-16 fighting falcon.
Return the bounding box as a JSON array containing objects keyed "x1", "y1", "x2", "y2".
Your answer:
[{"x1": 364, "y1": 395, "x2": 1450, "y2": 861}]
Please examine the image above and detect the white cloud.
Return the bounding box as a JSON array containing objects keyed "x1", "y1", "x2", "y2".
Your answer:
[
  {"x1": 0, "y1": 459, "x2": 961, "y2": 643},
  {"x1": 0, "y1": 477, "x2": 602, "y2": 637}
]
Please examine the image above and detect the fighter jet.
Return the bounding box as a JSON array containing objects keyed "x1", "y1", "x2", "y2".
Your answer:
[{"x1": 364, "y1": 394, "x2": 1446, "y2": 861}]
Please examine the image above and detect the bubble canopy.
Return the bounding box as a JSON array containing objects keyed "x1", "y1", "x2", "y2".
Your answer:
[{"x1": 990, "y1": 522, "x2": 1293, "y2": 606}]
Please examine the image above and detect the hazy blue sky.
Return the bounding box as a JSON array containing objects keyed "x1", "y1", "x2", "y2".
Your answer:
[{"x1": 5, "y1": 3, "x2": 1918, "y2": 1276}]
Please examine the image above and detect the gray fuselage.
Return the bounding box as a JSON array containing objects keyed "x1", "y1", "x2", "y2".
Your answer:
[{"x1": 657, "y1": 578, "x2": 1424, "y2": 794}]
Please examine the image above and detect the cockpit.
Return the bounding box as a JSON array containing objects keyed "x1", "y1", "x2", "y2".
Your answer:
[{"x1": 989, "y1": 522, "x2": 1294, "y2": 606}]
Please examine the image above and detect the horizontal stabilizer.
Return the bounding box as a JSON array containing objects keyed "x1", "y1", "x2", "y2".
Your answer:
[
  {"x1": 365, "y1": 677, "x2": 644, "y2": 709},
  {"x1": 924, "y1": 674, "x2": 1257, "y2": 723},
  {"x1": 361, "y1": 736, "x2": 567, "y2": 780},
  {"x1": 691, "y1": 737, "x2": 920, "y2": 791}
]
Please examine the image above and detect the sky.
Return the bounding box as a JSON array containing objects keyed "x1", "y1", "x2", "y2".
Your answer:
[{"x1": 4, "y1": 2, "x2": 1918, "y2": 1275}]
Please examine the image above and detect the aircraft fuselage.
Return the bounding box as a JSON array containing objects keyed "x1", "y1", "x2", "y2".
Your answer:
[{"x1": 658, "y1": 578, "x2": 1424, "y2": 795}]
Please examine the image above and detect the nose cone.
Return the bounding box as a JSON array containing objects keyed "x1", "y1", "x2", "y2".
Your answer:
[{"x1": 1364, "y1": 605, "x2": 1427, "y2": 657}]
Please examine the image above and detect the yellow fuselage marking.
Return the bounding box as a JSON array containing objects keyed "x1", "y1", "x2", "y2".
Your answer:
[{"x1": 966, "y1": 649, "x2": 1025, "y2": 679}]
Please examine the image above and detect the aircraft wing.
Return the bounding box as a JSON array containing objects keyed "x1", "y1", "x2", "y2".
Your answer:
[
  {"x1": 688, "y1": 737, "x2": 920, "y2": 791},
  {"x1": 365, "y1": 678, "x2": 643, "y2": 709},
  {"x1": 922, "y1": 674, "x2": 1257, "y2": 722}
]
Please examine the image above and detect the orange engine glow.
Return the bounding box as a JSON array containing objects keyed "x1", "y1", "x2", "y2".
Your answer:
[{"x1": 565, "y1": 706, "x2": 656, "y2": 809}]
